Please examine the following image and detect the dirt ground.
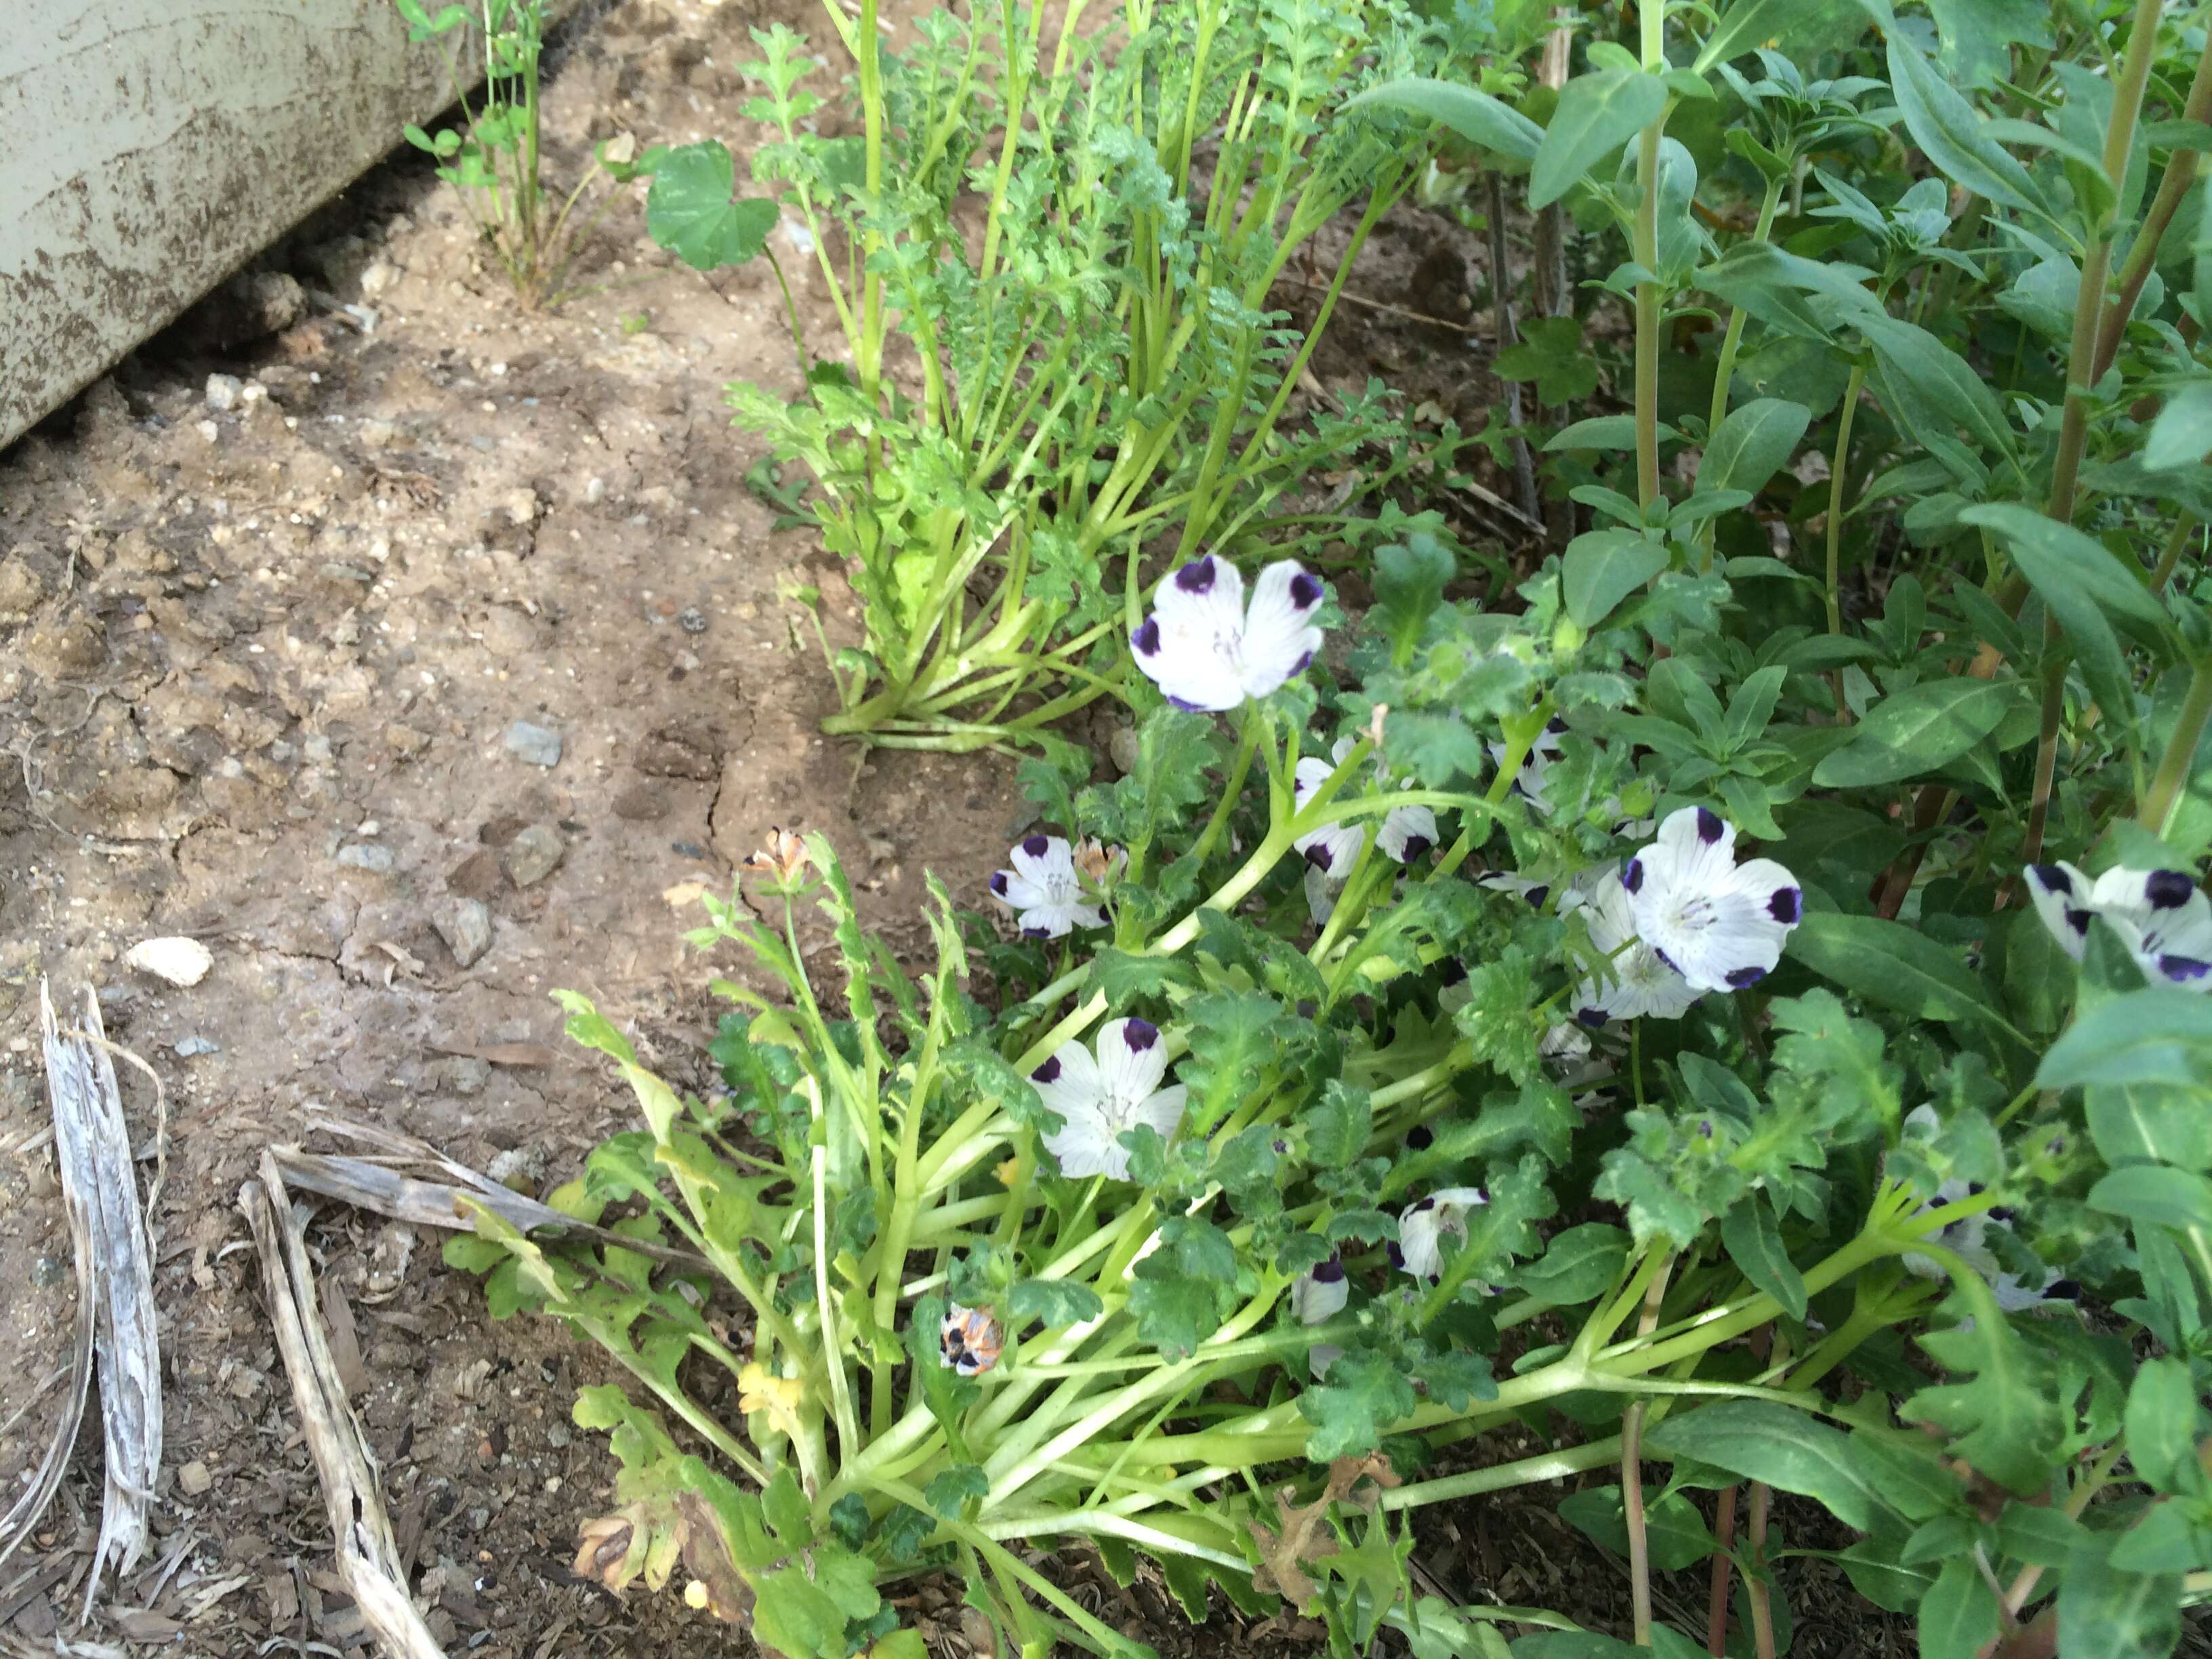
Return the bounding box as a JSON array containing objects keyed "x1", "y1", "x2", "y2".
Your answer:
[{"x1": 0, "y1": 1, "x2": 1908, "y2": 1654}]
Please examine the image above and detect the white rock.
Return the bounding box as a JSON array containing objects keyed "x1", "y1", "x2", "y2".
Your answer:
[
  {"x1": 359, "y1": 258, "x2": 398, "y2": 298},
  {"x1": 125, "y1": 937, "x2": 213, "y2": 987},
  {"x1": 204, "y1": 373, "x2": 243, "y2": 411},
  {"x1": 194, "y1": 419, "x2": 220, "y2": 444}
]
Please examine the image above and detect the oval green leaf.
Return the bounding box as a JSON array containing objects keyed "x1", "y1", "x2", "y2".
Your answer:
[{"x1": 1812, "y1": 678, "x2": 2024, "y2": 789}]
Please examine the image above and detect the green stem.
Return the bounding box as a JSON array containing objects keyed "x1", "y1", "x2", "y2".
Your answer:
[
  {"x1": 1633, "y1": 1, "x2": 1672, "y2": 514},
  {"x1": 1698, "y1": 173, "x2": 1787, "y2": 572},
  {"x1": 1824, "y1": 360, "x2": 1867, "y2": 637},
  {"x1": 2140, "y1": 655, "x2": 2212, "y2": 834},
  {"x1": 2091, "y1": 30, "x2": 2212, "y2": 383}
]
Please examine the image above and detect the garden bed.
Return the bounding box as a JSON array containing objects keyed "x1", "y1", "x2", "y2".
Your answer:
[{"x1": 0, "y1": 0, "x2": 1510, "y2": 1650}]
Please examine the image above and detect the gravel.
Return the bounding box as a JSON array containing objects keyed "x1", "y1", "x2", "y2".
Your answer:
[
  {"x1": 435, "y1": 897, "x2": 494, "y2": 968},
  {"x1": 504, "y1": 720, "x2": 563, "y2": 768},
  {"x1": 504, "y1": 824, "x2": 566, "y2": 888}
]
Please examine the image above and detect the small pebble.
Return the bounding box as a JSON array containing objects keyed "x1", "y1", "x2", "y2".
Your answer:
[
  {"x1": 678, "y1": 606, "x2": 708, "y2": 634},
  {"x1": 203, "y1": 373, "x2": 243, "y2": 411},
  {"x1": 173, "y1": 1035, "x2": 220, "y2": 1057},
  {"x1": 504, "y1": 720, "x2": 562, "y2": 768},
  {"x1": 125, "y1": 937, "x2": 213, "y2": 987},
  {"x1": 178, "y1": 1460, "x2": 213, "y2": 1497},
  {"x1": 32, "y1": 1255, "x2": 68, "y2": 1288},
  {"x1": 504, "y1": 824, "x2": 566, "y2": 888},
  {"x1": 336, "y1": 844, "x2": 395, "y2": 872},
  {"x1": 435, "y1": 898, "x2": 493, "y2": 967}
]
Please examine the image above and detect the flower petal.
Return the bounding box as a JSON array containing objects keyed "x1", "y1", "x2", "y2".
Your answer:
[
  {"x1": 1097, "y1": 1017, "x2": 1170, "y2": 1105},
  {"x1": 1292, "y1": 1258, "x2": 1350, "y2": 1324},
  {"x1": 1149, "y1": 553, "x2": 1248, "y2": 636},
  {"x1": 1008, "y1": 834, "x2": 1074, "y2": 888},
  {"x1": 2023, "y1": 861, "x2": 2093, "y2": 963},
  {"x1": 1032, "y1": 1040, "x2": 1105, "y2": 1131},
  {"x1": 1236, "y1": 560, "x2": 1326, "y2": 698},
  {"x1": 1378, "y1": 804, "x2": 1438, "y2": 863}
]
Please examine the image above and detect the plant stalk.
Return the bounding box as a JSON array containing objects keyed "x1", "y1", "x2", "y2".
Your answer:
[
  {"x1": 1633, "y1": 0, "x2": 1671, "y2": 513},
  {"x1": 2140, "y1": 655, "x2": 2212, "y2": 833}
]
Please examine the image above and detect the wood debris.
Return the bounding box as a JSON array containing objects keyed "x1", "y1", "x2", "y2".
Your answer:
[{"x1": 240, "y1": 1151, "x2": 446, "y2": 1659}]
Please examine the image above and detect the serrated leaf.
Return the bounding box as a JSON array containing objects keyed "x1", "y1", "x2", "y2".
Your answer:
[
  {"x1": 1008, "y1": 1277, "x2": 1105, "y2": 1330},
  {"x1": 1908, "y1": 1279, "x2": 2068, "y2": 1496},
  {"x1": 1297, "y1": 1349, "x2": 1420, "y2": 1460}
]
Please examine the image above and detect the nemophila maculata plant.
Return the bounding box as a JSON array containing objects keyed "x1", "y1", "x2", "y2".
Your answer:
[
  {"x1": 635, "y1": 0, "x2": 1485, "y2": 753},
  {"x1": 440, "y1": 0, "x2": 2212, "y2": 1654},
  {"x1": 394, "y1": 0, "x2": 653, "y2": 307}
]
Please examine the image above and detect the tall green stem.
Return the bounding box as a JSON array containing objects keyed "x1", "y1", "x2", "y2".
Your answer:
[
  {"x1": 2092, "y1": 33, "x2": 2212, "y2": 383},
  {"x1": 2140, "y1": 657, "x2": 2212, "y2": 834},
  {"x1": 1633, "y1": 0, "x2": 1671, "y2": 513},
  {"x1": 1824, "y1": 361, "x2": 1868, "y2": 637},
  {"x1": 1698, "y1": 173, "x2": 1786, "y2": 571}
]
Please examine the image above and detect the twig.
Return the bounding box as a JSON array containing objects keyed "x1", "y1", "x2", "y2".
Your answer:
[
  {"x1": 1706, "y1": 1483, "x2": 1738, "y2": 1656},
  {"x1": 241, "y1": 1153, "x2": 447, "y2": 1659},
  {"x1": 38, "y1": 983, "x2": 162, "y2": 1613},
  {"x1": 1285, "y1": 276, "x2": 1483, "y2": 335}
]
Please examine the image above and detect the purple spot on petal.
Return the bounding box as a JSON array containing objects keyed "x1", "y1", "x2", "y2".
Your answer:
[
  {"x1": 1022, "y1": 833, "x2": 1050, "y2": 858},
  {"x1": 1769, "y1": 887, "x2": 1801, "y2": 924},
  {"x1": 1988, "y1": 1206, "x2": 2016, "y2": 1224},
  {"x1": 1576, "y1": 1006, "x2": 1608, "y2": 1029},
  {"x1": 1696, "y1": 806, "x2": 1724, "y2": 844},
  {"x1": 1289, "y1": 650, "x2": 1314, "y2": 675},
  {"x1": 1652, "y1": 944, "x2": 1681, "y2": 975},
  {"x1": 1273, "y1": 1139, "x2": 1289, "y2": 1155},
  {"x1": 2045, "y1": 1279, "x2": 2081, "y2": 1303},
  {"x1": 2030, "y1": 863, "x2": 2072, "y2": 896},
  {"x1": 1623, "y1": 859, "x2": 1643, "y2": 895},
  {"x1": 989, "y1": 872, "x2": 1009, "y2": 897},
  {"x1": 1412, "y1": 1197, "x2": 1436, "y2": 1214},
  {"x1": 1295, "y1": 1000, "x2": 1317, "y2": 1021},
  {"x1": 1437, "y1": 959, "x2": 1469, "y2": 987},
  {"x1": 1304, "y1": 844, "x2": 1334, "y2": 871},
  {"x1": 1726, "y1": 965, "x2": 1767, "y2": 988},
  {"x1": 2160, "y1": 954, "x2": 2212, "y2": 983},
  {"x1": 1289, "y1": 572, "x2": 1323, "y2": 609},
  {"x1": 1314, "y1": 1256, "x2": 1346, "y2": 1284},
  {"x1": 1122, "y1": 1018, "x2": 1160, "y2": 1052},
  {"x1": 1406, "y1": 1124, "x2": 1434, "y2": 1151},
  {"x1": 1401, "y1": 835, "x2": 1434, "y2": 863},
  {"x1": 1133, "y1": 617, "x2": 1161, "y2": 655},
  {"x1": 1523, "y1": 884, "x2": 1549, "y2": 909},
  {"x1": 1168, "y1": 695, "x2": 1207, "y2": 712},
  {"x1": 1022, "y1": 926, "x2": 1050, "y2": 940},
  {"x1": 1174, "y1": 556, "x2": 1216, "y2": 594},
  {"x1": 2064, "y1": 907, "x2": 2094, "y2": 935},
  {"x1": 1546, "y1": 716, "x2": 1568, "y2": 735},
  {"x1": 2146, "y1": 869, "x2": 2194, "y2": 909},
  {"x1": 1387, "y1": 1242, "x2": 1405, "y2": 1270},
  {"x1": 1032, "y1": 1057, "x2": 1063, "y2": 1084}
]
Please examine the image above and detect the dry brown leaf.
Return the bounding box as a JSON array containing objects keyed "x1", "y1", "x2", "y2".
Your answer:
[
  {"x1": 319, "y1": 1279, "x2": 367, "y2": 1400},
  {"x1": 1247, "y1": 1454, "x2": 1401, "y2": 1609}
]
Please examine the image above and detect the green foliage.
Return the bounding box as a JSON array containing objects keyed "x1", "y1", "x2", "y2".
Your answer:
[{"x1": 434, "y1": 2, "x2": 2212, "y2": 1654}]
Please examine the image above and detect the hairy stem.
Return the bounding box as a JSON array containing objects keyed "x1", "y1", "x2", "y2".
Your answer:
[
  {"x1": 1824, "y1": 360, "x2": 1868, "y2": 638},
  {"x1": 1633, "y1": 0, "x2": 1671, "y2": 513}
]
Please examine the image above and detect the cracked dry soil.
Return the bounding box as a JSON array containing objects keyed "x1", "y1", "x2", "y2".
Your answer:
[{"x1": 0, "y1": 1, "x2": 1029, "y2": 1650}]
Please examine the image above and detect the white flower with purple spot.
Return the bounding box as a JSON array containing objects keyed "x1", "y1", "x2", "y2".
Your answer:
[
  {"x1": 990, "y1": 834, "x2": 1107, "y2": 939},
  {"x1": 1292, "y1": 1254, "x2": 1349, "y2": 1380},
  {"x1": 1130, "y1": 555, "x2": 1326, "y2": 712},
  {"x1": 1032, "y1": 1017, "x2": 1189, "y2": 1182},
  {"x1": 2025, "y1": 862, "x2": 2212, "y2": 991},
  {"x1": 1621, "y1": 808, "x2": 1803, "y2": 994},
  {"x1": 1490, "y1": 717, "x2": 1568, "y2": 813},
  {"x1": 1564, "y1": 865, "x2": 1704, "y2": 1027},
  {"x1": 1391, "y1": 1187, "x2": 1491, "y2": 1288},
  {"x1": 1897, "y1": 1108, "x2": 2073, "y2": 1314},
  {"x1": 1294, "y1": 736, "x2": 1439, "y2": 881}
]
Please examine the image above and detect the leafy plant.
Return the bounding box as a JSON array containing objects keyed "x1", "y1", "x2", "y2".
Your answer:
[
  {"x1": 640, "y1": 0, "x2": 1472, "y2": 751},
  {"x1": 443, "y1": 0, "x2": 2212, "y2": 1655},
  {"x1": 394, "y1": 0, "x2": 654, "y2": 306}
]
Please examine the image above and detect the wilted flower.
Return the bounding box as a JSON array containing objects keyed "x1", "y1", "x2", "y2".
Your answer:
[
  {"x1": 1896, "y1": 1109, "x2": 2073, "y2": 1313},
  {"x1": 2025, "y1": 862, "x2": 2212, "y2": 989},
  {"x1": 990, "y1": 834, "x2": 1107, "y2": 939},
  {"x1": 1391, "y1": 1187, "x2": 1491, "y2": 1287},
  {"x1": 1131, "y1": 555, "x2": 1326, "y2": 712},
  {"x1": 737, "y1": 1361, "x2": 808, "y2": 1442},
  {"x1": 1070, "y1": 836, "x2": 1126, "y2": 888},
  {"x1": 1293, "y1": 736, "x2": 1439, "y2": 880},
  {"x1": 1033, "y1": 1017, "x2": 1189, "y2": 1181},
  {"x1": 740, "y1": 827, "x2": 809, "y2": 882},
  {"x1": 1622, "y1": 808, "x2": 1802, "y2": 992},
  {"x1": 939, "y1": 1303, "x2": 1005, "y2": 1376},
  {"x1": 1566, "y1": 865, "x2": 1704, "y2": 1026}
]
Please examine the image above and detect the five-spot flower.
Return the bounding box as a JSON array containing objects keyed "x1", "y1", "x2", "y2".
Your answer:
[
  {"x1": 1566, "y1": 865, "x2": 1704, "y2": 1026},
  {"x1": 1292, "y1": 1256, "x2": 1349, "y2": 1380},
  {"x1": 1293, "y1": 735, "x2": 1438, "y2": 881},
  {"x1": 1896, "y1": 1109, "x2": 2072, "y2": 1313},
  {"x1": 1622, "y1": 808, "x2": 1802, "y2": 993},
  {"x1": 1032, "y1": 1018, "x2": 1189, "y2": 1181},
  {"x1": 1391, "y1": 1187, "x2": 1491, "y2": 1288},
  {"x1": 990, "y1": 834, "x2": 1111, "y2": 939},
  {"x1": 1131, "y1": 555, "x2": 1326, "y2": 712},
  {"x1": 2024, "y1": 863, "x2": 2212, "y2": 990}
]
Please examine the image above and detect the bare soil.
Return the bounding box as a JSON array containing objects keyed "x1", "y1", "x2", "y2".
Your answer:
[{"x1": 0, "y1": 2, "x2": 1810, "y2": 1654}]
